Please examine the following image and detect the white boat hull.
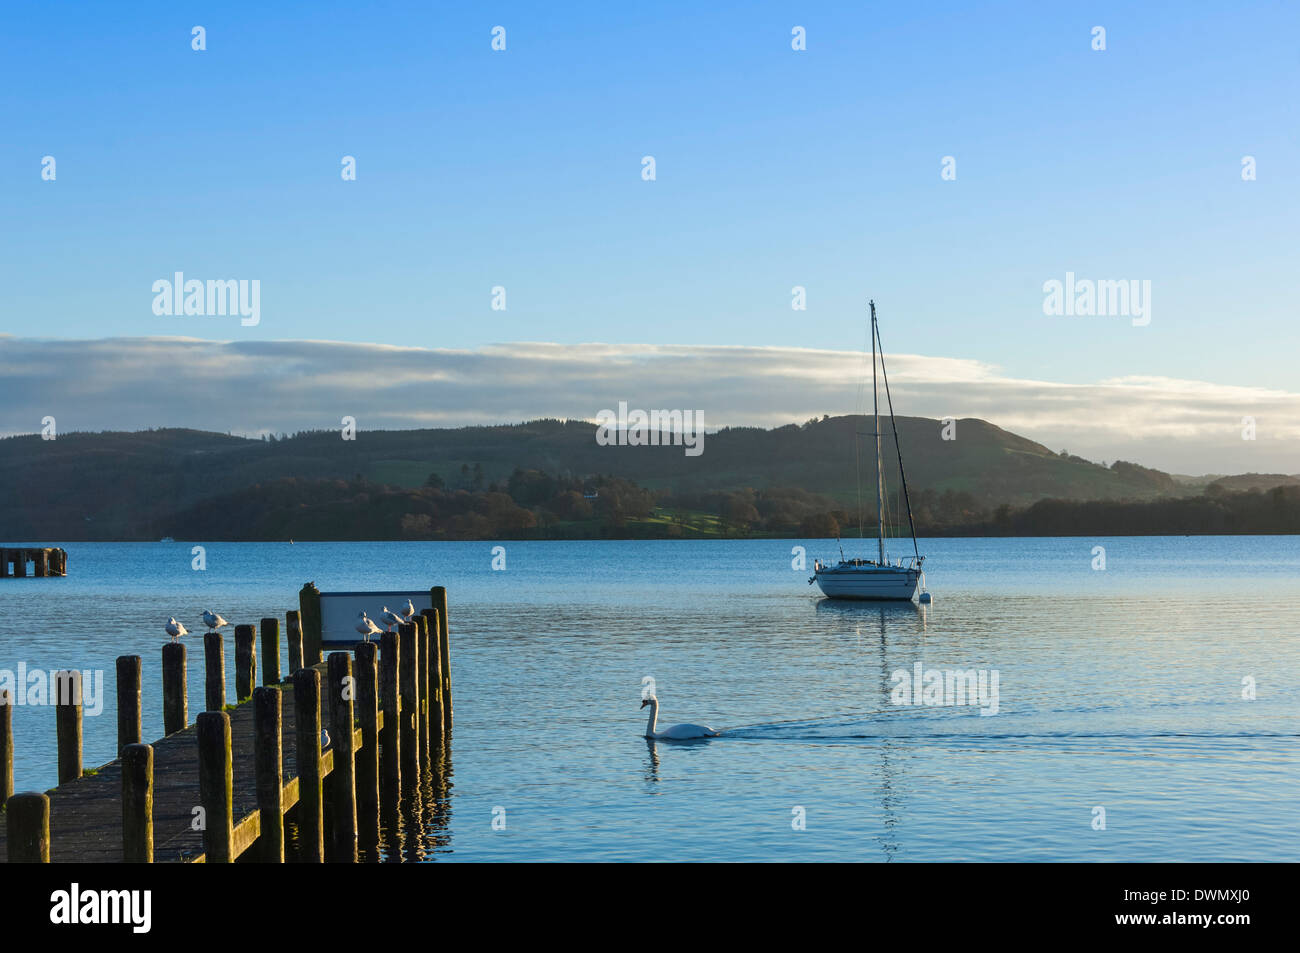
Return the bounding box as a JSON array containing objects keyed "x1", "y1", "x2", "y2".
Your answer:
[{"x1": 814, "y1": 564, "x2": 920, "y2": 601}]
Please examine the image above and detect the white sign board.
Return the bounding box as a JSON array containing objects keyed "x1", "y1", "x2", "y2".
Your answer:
[{"x1": 318, "y1": 590, "x2": 433, "y2": 646}]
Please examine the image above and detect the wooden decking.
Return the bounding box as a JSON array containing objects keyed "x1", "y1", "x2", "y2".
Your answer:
[{"x1": 0, "y1": 662, "x2": 377, "y2": 863}]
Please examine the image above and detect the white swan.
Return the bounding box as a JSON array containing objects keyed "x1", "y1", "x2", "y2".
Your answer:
[{"x1": 641, "y1": 694, "x2": 720, "y2": 740}]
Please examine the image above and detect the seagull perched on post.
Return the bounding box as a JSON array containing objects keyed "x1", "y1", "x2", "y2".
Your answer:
[
  {"x1": 380, "y1": 606, "x2": 403, "y2": 632},
  {"x1": 400, "y1": 599, "x2": 417, "y2": 624},
  {"x1": 201, "y1": 610, "x2": 229, "y2": 633},
  {"x1": 355, "y1": 611, "x2": 382, "y2": 642},
  {"x1": 165, "y1": 617, "x2": 189, "y2": 641}
]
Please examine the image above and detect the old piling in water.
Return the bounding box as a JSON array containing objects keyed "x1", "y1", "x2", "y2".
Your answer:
[
  {"x1": 235, "y1": 624, "x2": 257, "y2": 701},
  {"x1": 162, "y1": 642, "x2": 188, "y2": 735},
  {"x1": 379, "y1": 631, "x2": 401, "y2": 788},
  {"x1": 298, "y1": 583, "x2": 323, "y2": 666},
  {"x1": 354, "y1": 642, "x2": 380, "y2": 854},
  {"x1": 117, "y1": 655, "x2": 142, "y2": 754},
  {"x1": 196, "y1": 711, "x2": 234, "y2": 863},
  {"x1": 432, "y1": 586, "x2": 453, "y2": 726},
  {"x1": 293, "y1": 666, "x2": 324, "y2": 862},
  {"x1": 121, "y1": 743, "x2": 154, "y2": 863},
  {"x1": 416, "y1": 616, "x2": 431, "y2": 758},
  {"x1": 55, "y1": 671, "x2": 82, "y2": 784},
  {"x1": 327, "y1": 653, "x2": 357, "y2": 862},
  {"x1": 6, "y1": 792, "x2": 50, "y2": 862},
  {"x1": 420, "y1": 609, "x2": 444, "y2": 737},
  {"x1": 253, "y1": 686, "x2": 284, "y2": 863},
  {"x1": 0, "y1": 690, "x2": 12, "y2": 807},
  {"x1": 261, "y1": 617, "x2": 281, "y2": 685},
  {"x1": 398, "y1": 622, "x2": 420, "y2": 780},
  {"x1": 204, "y1": 632, "x2": 225, "y2": 712},
  {"x1": 286, "y1": 610, "x2": 303, "y2": 673}
]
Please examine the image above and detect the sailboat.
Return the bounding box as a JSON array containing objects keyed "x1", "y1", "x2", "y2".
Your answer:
[{"x1": 811, "y1": 300, "x2": 928, "y2": 601}]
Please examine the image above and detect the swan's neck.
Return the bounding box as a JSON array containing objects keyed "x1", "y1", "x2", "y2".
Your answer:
[{"x1": 644, "y1": 697, "x2": 659, "y2": 737}]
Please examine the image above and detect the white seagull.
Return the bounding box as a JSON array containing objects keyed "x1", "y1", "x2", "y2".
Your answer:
[
  {"x1": 201, "y1": 610, "x2": 229, "y2": 633},
  {"x1": 165, "y1": 617, "x2": 189, "y2": 641},
  {"x1": 355, "y1": 611, "x2": 382, "y2": 642},
  {"x1": 400, "y1": 599, "x2": 417, "y2": 624},
  {"x1": 380, "y1": 606, "x2": 403, "y2": 631}
]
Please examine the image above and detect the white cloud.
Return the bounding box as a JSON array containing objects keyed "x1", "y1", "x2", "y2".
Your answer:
[{"x1": 0, "y1": 336, "x2": 1295, "y2": 474}]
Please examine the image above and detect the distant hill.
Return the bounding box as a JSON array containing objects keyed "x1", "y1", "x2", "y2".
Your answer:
[
  {"x1": 1207, "y1": 473, "x2": 1300, "y2": 494},
  {"x1": 0, "y1": 416, "x2": 1183, "y2": 540}
]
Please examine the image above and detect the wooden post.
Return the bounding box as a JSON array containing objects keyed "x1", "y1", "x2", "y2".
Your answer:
[
  {"x1": 398, "y1": 622, "x2": 420, "y2": 781},
  {"x1": 432, "y1": 586, "x2": 453, "y2": 726},
  {"x1": 6, "y1": 793, "x2": 50, "y2": 862},
  {"x1": 261, "y1": 616, "x2": 281, "y2": 685},
  {"x1": 13, "y1": 551, "x2": 25, "y2": 577},
  {"x1": 0, "y1": 690, "x2": 12, "y2": 807},
  {"x1": 379, "y1": 631, "x2": 400, "y2": 787},
  {"x1": 162, "y1": 642, "x2": 187, "y2": 735},
  {"x1": 293, "y1": 667, "x2": 324, "y2": 862},
  {"x1": 55, "y1": 670, "x2": 82, "y2": 784},
  {"x1": 204, "y1": 631, "x2": 225, "y2": 712},
  {"x1": 354, "y1": 642, "x2": 380, "y2": 854},
  {"x1": 298, "y1": 583, "x2": 323, "y2": 666},
  {"x1": 116, "y1": 655, "x2": 142, "y2": 754},
  {"x1": 286, "y1": 611, "x2": 303, "y2": 673},
  {"x1": 253, "y1": 686, "x2": 284, "y2": 863},
  {"x1": 196, "y1": 711, "x2": 234, "y2": 862},
  {"x1": 327, "y1": 653, "x2": 357, "y2": 862},
  {"x1": 121, "y1": 743, "x2": 153, "y2": 863},
  {"x1": 421, "y1": 609, "x2": 445, "y2": 737},
  {"x1": 34, "y1": 549, "x2": 48, "y2": 578},
  {"x1": 416, "y1": 615, "x2": 430, "y2": 761},
  {"x1": 235, "y1": 624, "x2": 257, "y2": 702},
  {"x1": 0, "y1": 548, "x2": 8, "y2": 578}
]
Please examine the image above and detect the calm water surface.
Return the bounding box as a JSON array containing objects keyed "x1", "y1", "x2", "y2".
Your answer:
[{"x1": 2, "y1": 537, "x2": 1297, "y2": 861}]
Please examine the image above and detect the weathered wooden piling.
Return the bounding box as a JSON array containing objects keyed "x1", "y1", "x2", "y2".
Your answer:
[
  {"x1": 327, "y1": 653, "x2": 357, "y2": 862},
  {"x1": 286, "y1": 610, "x2": 303, "y2": 674},
  {"x1": 204, "y1": 631, "x2": 225, "y2": 712},
  {"x1": 54, "y1": 671, "x2": 82, "y2": 784},
  {"x1": 162, "y1": 642, "x2": 187, "y2": 735},
  {"x1": 6, "y1": 793, "x2": 50, "y2": 862},
  {"x1": 121, "y1": 743, "x2": 154, "y2": 863},
  {"x1": 116, "y1": 655, "x2": 142, "y2": 754},
  {"x1": 298, "y1": 583, "x2": 323, "y2": 666},
  {"x1": 196, "y1": 711, "x2": 233, "y2": 863},
  {"x1": 421, "y1": 609, "x2": 445, "y2": 736},
  {"x1": 0, "y1": 690, "x2": 12, "y2": 807},
  {"x1": 253, "y1": 686, "x2": 284, "y2": 863},
  {"x1": 433, "y1": 586, "x2": 453, "y2": 726},
  {"x1": 34, "y1": 549, "x2": 48, "y2": 577},
  {"x1": 235, "y1": 624, "x2": 257, "y2": 701},
  {"x1": 398, "y1": 622, "x2": 420, "y2": 779},
  {"x1": 354, "y1": 642, "x2": 380, "y2": 853},
  {"x1": 260, "y1": 617, "x2": 281, "y2": 685},
  {"x1": 293, "y1": 667, "x2": 324, "y2": 862},
  {"x1": 379, "y1": 631, "x2": 400, "y2": 787},
  {"x1": 416, "y1": 616, "x2": 431, "y2": 756},
  {"x1": 0, "y1": 547, "x2": 66, "y2": 580}
]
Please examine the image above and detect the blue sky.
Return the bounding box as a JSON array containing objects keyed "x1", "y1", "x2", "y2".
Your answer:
[{"x1": 1, "y1": 1, "x2": 1297, "y2": 436}]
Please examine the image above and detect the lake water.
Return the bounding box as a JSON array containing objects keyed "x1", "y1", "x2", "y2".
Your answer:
[{"x1": 2, "y1": 537, "x2": 1298, "y2": 861}]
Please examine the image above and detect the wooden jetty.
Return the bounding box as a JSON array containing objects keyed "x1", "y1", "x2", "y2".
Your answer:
[
  {"x1": 0, "y1": 547, "x2": 67, "y2": 578},
  {"x1": 0, "y1": 584, "x2": 453, "y2": 863}
]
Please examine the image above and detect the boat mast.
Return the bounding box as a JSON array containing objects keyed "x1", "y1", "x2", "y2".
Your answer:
[{"x1": 871, "y1": 300, "x2": 884, "y2": 565}]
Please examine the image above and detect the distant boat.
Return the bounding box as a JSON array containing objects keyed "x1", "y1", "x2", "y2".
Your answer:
[
  {"x1": 811, "y1": 300, "x2": 927, "y2": 601},
  {"x1": 159, "y1": 536, "x2": 175, "y2": 543}
]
